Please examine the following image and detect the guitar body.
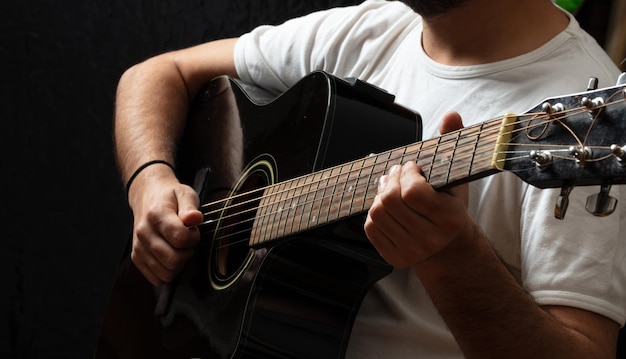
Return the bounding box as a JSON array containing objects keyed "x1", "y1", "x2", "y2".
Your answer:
[{"x1": 163, "y1": 71, "x2": 421, "y2": 358}]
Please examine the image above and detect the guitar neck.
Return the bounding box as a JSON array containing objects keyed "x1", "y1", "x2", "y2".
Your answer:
[{"x1": 249, "y1": 116, "x2": 506, "y2": 247}]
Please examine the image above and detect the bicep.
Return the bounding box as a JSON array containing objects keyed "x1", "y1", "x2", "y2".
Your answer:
[{"x1": 168, "y1": 37, "x2": 239, "y2": 99}]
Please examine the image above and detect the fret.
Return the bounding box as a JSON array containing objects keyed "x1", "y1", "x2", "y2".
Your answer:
[
  {"x1": 354, "y1": 154, "x2": 382, "y2": 214},
  {"x1": 299, "y1": 174, "x2": 318, "y2": 233},
  {"x1": 335, "y1": 159, "x2": 358, "y2": 219},
  {"x1": 425, "y1": 138, "x2": 441, "y2": 183},
  {"x1": 464, "y1": 124, "x2": 483, "y2": 179},
  {"x1": 428, "y1": 132, "x2": 459, "y2": 187},
  {"x1": 298, "y1": 172, "x2": 318, "y2": 233},
  {"x1": 332, "y1": 161, "x2": 355, "y2": 222},
  {"x1": 285, "y1": 176, "x2": 306, "y2": 237},
  {"x1": 310, "y1": 172, "x2": 324, "y2": 228},
  {"x1": 446, "y1": 127, "x2": 480, "y2": 185},
  {"x1": 358, "y1": 146, "x2": 408, "y2": 215},
  {"x1": 473, "y1": 125, "x2": 495, "y2": 176},
  {"x1": 319, "y1": 166, "x2": 341, "y2": 225},
  {"x1": 444, "y1": 131, "x2": 461, "y2": 185},
  {"x1": 407, "y1": 140, "x2": 424, "y2": 178},
  {"x1": 360, "y1": 155, "x2": 380, "y2": 214},
  {"x1": 468, "y1": 123, "x2": 497, "y2": 178},
  {"x1": 416, "y1": 137, "x2": 437, "y2": 180},
  {"x1": 280, "y1": 184, "x2": 293, "y2": 237},
  {"x1": 274, "y1": 180, "x2": 292, "y2": 239},
  {"x1": 252, "y1": 186, "x2": 273, "y2": 246},
  {"x1": 264, "y1": 186, "x2": 281, "y2": 245},
  {"x1": 249, "y1": 193, "x2": 262, "y2": 246},
  {"x1": 264, "y1": 182, "x2": 285, "y2": 239},
  {"x1": 466, "y1": 122, "x2": 500, "y2": 180}
]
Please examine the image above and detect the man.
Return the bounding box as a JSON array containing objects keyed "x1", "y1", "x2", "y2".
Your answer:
[{"x1": 114, "y1": 0, "x2": 625, "y2": 357}]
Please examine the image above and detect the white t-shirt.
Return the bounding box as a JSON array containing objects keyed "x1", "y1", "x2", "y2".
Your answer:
[{"x1": 234, "y1": 0, "x2": 626, "y2": 357}]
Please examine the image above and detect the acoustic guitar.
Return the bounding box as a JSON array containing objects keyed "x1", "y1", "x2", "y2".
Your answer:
[{"x1": 118, "y1": 71, "x2": 626, "y2": 358}]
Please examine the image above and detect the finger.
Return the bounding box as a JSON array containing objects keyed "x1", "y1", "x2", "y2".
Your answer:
[
  {"x1": 146, "y1": 244, "x2": 192, "y2": 283},
  {"x1": 396, "y1": 161, "x2": 439, "y2": 221},
  {"x1": 135, "y1": 212, "x2": 193, "y2": 279},
  {"x1": 398, "y1": 162, "x2": 469, "y2": 241},
  {"x1": 132, "y1": 235, "x2": 179, "y2": 285},
  {"x1": 153, "y1": 203, "x2": 201, "y2": 250},
  {"x1": 369, "y1": 169, "x2": 430, "y2": 267},
  {"x1": 368, "y1": 192, "x2": 411, "y2": 241},
  {"x1": 380, "y1": 165, "x2": 447, "y2": 257},
  {"x1": 364, "y1": 213, "x2": 412, "y2": 268},
  {"x1": 376, "y1": 164, "x2": 401, "y2": 199},
  {"x1": 150, "y1": 237, "x2": 195, "y2": 273},
  {"x1": 399, "y1": 161, "x2": 465, "y2": 220},
  {"x1": 131, "y1": 249, "x2": 164, "y2": 286}
]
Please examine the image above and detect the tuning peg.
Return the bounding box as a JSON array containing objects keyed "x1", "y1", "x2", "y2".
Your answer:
[
  {"x1": 529, "y1": 150, "x2": 552, "y2": 171},
  {"x1": 581, "y1": 96, "x2": 603, "y2": 107},
  {"x1": 611, "y1": 144, "x2": 626, "y2": 166},
  {"x1": 554, "y1": 185, "x2": 573, "y2": 220},
  {"x1": 586, "y1": 184, "x2": 618, "y2": 217},
  {"x1": 541, "y1": 102, "x2": 564, "y2": 117},
  {"x1": 568, "y1": 146, "x2": 591, "y2": 167},
  {"x1": 587, "y1": 77, "x2": 598, "y2": 91}
]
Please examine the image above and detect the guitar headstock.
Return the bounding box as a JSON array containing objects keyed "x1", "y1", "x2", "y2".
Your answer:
[{"x1": 496, "y1": 75, "x2": 626, "y2": 218}]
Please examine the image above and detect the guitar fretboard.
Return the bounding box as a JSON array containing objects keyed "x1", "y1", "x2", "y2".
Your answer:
[{"x1": 249, "y1": 120, "x2": 503, "y2": 247}]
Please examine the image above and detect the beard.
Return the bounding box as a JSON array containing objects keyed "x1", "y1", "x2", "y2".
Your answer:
[{"x1": 400, "y1": 0, "x2": 469, "y2": 17}]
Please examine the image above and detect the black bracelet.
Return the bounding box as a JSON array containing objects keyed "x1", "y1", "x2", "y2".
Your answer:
[{"x1": 125, "y1": 160, "x2": 176, "y2": 195}]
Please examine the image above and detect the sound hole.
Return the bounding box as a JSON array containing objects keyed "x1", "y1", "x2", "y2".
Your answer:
[{"x1": 210, "y1": 165, "x2": 271, "y2": 289}]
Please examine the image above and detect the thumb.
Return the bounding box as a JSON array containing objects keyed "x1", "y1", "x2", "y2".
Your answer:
[
  {"x1": 177, "y1": 187, "x2": 203, "y2": 227},
  {"x1": 439, "y1": 111, "x2": 464, "y2": 134}
]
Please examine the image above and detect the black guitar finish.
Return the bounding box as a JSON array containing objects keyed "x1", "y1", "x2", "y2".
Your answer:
[{"x1": 163, "y1": 71, "x2": 421, "y2": 358}]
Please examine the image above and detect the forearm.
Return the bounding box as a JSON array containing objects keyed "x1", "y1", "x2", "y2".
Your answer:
[
  {"x1": 413, "y1": 223, "x2": 615, "y2": 358},
  {"x1": 114, "y1": 38, "x2": 239, "y2": 185},
  {"x1": 112, "y1": 40, "x2": 239, "y2": 285},
  {"x1": 114, "y1": 57, "x2": 190, "y2": 184}
]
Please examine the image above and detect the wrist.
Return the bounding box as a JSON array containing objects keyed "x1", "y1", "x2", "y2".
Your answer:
[
  {"x1": 413, "y1": 219, "x2": 487, "y2": 281},
  {"x1": 125, "y1": 160, "x2": 176, "y2": 196}
]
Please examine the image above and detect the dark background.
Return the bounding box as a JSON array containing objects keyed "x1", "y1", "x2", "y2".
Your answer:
[{"x1": 1, "y1": 1, "x2": 623, "y2": 358}]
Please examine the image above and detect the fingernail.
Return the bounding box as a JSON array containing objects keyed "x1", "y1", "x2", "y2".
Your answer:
[{"x1": 378, "y1": 175, "x2": 387, "y2": 191}]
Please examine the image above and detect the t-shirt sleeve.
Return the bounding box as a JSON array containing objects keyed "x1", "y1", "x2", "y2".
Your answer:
[
  {"x1": 520, "y1": 183, "x2": 626, "y2": 326},
  {"x1": 233, "y1": 0, "x2": 409, "y2": 94}
]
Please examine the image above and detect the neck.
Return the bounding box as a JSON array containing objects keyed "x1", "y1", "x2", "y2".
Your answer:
[{"x1": 421, "y1": 0, "x2": 570, "y2": 65}]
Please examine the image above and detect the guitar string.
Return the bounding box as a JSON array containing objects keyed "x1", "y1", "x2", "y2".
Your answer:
[
  {"x1": 244, "y1": 143, "x2": 503, "y2": 245},
  {"x1": 199, "y1": 120, "x2": 502, "y2": 226},
  {"x1": 199, "y1": 112, "x2": 527, "y2": 217},
  {"x1": 199, "y1": 119, "x2": 529, "y2": 244},
  {"x1": 201, "y1": 92, "x2": 625, "y2": 219},
  {"x1": 199, "y1": 105, "x2": 584, "y2": 223},
  {"x1": 201, "y1": 102, "x2": 617, "y2": 247},
  {"x1": 210, "y1": 128, "x2": 621, "y2": 247},
  {"x1": 199, "y1": 137, "x2": 498, "y2": 243},
  {"x1": 498, "y1": 94, "x2": 626, "y2": 166},
  {"x1": 200, "y1": 147, "x2": 501, "y2": 246},
  {"x1": 581, "y1": 87, "x2": 626, "y2": 148},
  {"x1": 199, "y1": 100, "x2": 612, "y2": 219},
  {"x1": 200, "y1": 96, "x2": 625, "y2": 248}
]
